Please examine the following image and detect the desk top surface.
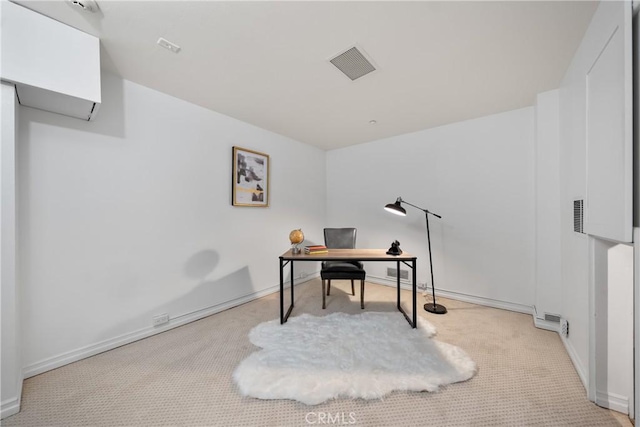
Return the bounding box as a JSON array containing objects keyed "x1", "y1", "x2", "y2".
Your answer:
[{"x1": 279, "y1": 248, "x2": 416, "y2": 261}]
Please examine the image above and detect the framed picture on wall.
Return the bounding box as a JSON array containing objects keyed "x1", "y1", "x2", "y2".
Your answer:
[{"x1": 232, "y1": 146, "x2": 270, "y2": 207}]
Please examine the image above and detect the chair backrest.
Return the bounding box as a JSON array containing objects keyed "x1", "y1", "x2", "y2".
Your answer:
[{"x1": 324, "y1": 228, "x2": 357, "y2": 249}]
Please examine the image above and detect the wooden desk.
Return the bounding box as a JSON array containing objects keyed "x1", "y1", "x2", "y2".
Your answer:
[{"x1": 279, "y1": 249, "x2": 418, "y2": 328}]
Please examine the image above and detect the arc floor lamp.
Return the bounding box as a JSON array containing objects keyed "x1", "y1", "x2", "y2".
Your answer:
[{"x1": 384, "y1": 197, "x2": 447, "y2": 314}]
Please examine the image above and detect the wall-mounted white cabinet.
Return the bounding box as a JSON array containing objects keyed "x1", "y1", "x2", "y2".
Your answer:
[
  {"x1": 584, "y1": 1, "x2": 632, "y2": 243},
  {"x1": 1, "y1": 1, "x2": 101, "y2": 121}
]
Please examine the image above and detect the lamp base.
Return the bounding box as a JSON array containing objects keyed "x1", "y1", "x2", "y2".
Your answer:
[{"x1": 424, "y1": 302, "x2": 447, "y2": 314}]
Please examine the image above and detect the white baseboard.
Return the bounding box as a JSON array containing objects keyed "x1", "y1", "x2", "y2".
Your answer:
[
  {"x1": 367, "y1": 275, "x2": 533, "y2": 315},
  {"x1": 1, "y1": 397, "x2": 21, "y2": 420},
  {"x1": 596, "y1": 390, "x2": 629, "y2": 414},
  {"x1": 561, "y1": 334, "x2": 588, "y2": 391},
  {"x1": 366, "y1": 275, "x2": 414, "y2": 290},
  {"x1": 372, "y1": 276, "x2": 560, "y2": 332},
  {"x1": 532, "y1": 317, "x2": 561, "y2": 333},
  {"x1": 531, "y1": 307, "x2": 561, "y2": 332},
  {"x1": 23, "y1": 277, "x2": 316, "y2": 379},
  {"x1": 0, "y1": 377, "x2": 24, "y2": 424},
  {"x1": 434, "y1": 288, "x2": 533, "y2": 315}
]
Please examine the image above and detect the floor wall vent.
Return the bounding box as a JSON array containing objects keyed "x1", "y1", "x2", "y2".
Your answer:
[
  {"x1": 386, "y1": 267, "x2": 409, "y2": 280},
  {"x1": 544, "y1": 313, "x2": 561, "y2": 323}
]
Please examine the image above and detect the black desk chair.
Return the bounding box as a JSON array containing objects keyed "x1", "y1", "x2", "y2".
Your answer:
[{"x1": 320, "y1": 228, "x2": 366, "y2": 309}]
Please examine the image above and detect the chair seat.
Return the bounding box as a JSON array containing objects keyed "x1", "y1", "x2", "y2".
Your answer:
[{"x1": 321, "y1": 262, "x2": 366, "y2": 280}]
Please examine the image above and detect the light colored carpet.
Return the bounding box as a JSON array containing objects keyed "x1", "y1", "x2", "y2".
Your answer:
[
  {"x1": 234, "y1": 312, "x2": 475, "y2": 404},
  {"x1": 3, "y1": 279, "x2": 632, "y2": 426}
]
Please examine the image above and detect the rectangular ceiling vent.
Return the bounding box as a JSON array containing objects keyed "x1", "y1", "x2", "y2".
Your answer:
[{"x1": 329, "y1": 46, "x2": 376, "y2": 81}]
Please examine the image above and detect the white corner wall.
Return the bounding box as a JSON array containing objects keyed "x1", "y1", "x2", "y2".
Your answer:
[
  {"x1": 593, "y1": 240, "x2": 634, "y2": 414},
  {"x1": 17, "y1": 72, "x2": 326, "y2": 376},
  {"x1": 326, "y1": 108, "x2": 535, "y2": 310},
  {"x1": 1, "y1": 82, "x2": 22, "y2": 418},
  {"x1": 534, "y1": 89, "x2": 562, "y2": 323},
  {"x1": 559, "y1": 0, "x2": 634, "y2": 412}
]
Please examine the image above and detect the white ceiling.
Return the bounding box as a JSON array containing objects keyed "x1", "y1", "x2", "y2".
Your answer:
[{"x1": 14, "y1": 0, "x2": 598, "y2": 150}]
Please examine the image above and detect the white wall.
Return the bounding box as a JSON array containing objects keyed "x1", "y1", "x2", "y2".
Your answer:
[
  {"x1": 534, "y1": 90, "x2": 562, "y2": 322},
  {"x1": 633, "y1": 7, "x2": 640, "y2": 422},
  {"x1": 558, "y1": 48, "x2": 591, "y2": 388},
  {"x1": 17, "y1": 72, "x2": 326, "y2": 376},
  {"x1": 1, "y1": 82, "x2": 22, "y2": 418},
  {"x1": 558, "y1": 0, "x2": 634, "y2": 412},
  {"x1": 593, "y1": 240, "x2": 634, "y2": 414},
  {"x1": 326, "y1": 108, "x2": 535, "y2": 311}
]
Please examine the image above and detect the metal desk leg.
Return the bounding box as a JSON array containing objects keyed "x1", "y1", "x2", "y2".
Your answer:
[
  {"x1": 412, "y1": 259, "x2": 417, "y2": 328},
  {"x1": 396, "y1": 260, "x2": 401, "y2": 309},
  {"x1": 279, "y1": 257, "x2": 284, "y2": 324},
  {"x1": 279, "y1": 259, "x2": 294, "y2": 323},
  {"x1": 290, "y1": 260, "x2": 294, "y2": 309},
  {"x1": 397, "y1": 259, "x2": 417, "y2": 328}
]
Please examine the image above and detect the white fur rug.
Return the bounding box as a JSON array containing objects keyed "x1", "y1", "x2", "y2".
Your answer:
[{"x1": 233, "y1": 312, "x2": 477, "y2": 405}]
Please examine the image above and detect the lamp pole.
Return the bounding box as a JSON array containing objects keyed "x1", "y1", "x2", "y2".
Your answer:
[
  {"x1": 385, "y1": 197, "x2": 446, "y2": 314},
  {"x1": 422, "y1": 208, "x2": 446, "y2": 314}
]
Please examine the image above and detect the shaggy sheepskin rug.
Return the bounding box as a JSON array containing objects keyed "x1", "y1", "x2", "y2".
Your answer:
[{"x1": 233, "y1": 312, "x2": 476, "y2": 405}]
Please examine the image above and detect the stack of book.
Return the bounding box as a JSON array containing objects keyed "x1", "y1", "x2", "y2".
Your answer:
[{"x1": 304, "y1": 245, "x2": 328, "y2": 254}]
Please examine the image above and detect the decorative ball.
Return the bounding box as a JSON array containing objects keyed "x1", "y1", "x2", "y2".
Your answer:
[{"x1": 289, "y1": 229, "x2": 304, "y2": 245}]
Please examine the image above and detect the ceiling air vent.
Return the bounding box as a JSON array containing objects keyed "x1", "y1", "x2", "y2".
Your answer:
[{"x1": 329, "y1": 46, "x2": 376, "y2": 81}]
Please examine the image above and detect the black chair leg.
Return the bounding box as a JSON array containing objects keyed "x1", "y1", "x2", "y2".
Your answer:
[
  {"x1": 361, "y1": 280, "x2": 365, "y2": 309},
  {"x1": 351, "y1": 279, "x2": 355, "y2": 295},
  {"x1": 327, "y1": 280, "x2": 331, "y2": 296},
  {"x1": 322, "y1": 280, "x2": 326, "y2": 309}
]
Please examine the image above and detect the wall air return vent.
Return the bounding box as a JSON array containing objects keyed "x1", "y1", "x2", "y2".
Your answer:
[
  {"x1": 573, "y1": 199, "x2": 584, "y2": 234},
  {"x1": 544, "y1": 313, "x2": 561, "y2": 323},
  {"x1": 329, "y1": 46, "x2": 376, "y2": 81},
  {"x1": 386, "y1": 267, "x2": 409, "y2": 281}
]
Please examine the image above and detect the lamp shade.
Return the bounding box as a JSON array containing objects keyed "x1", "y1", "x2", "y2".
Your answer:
[{"x1": 384, "y1": 199, "x2": 406, "y2": 216}]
